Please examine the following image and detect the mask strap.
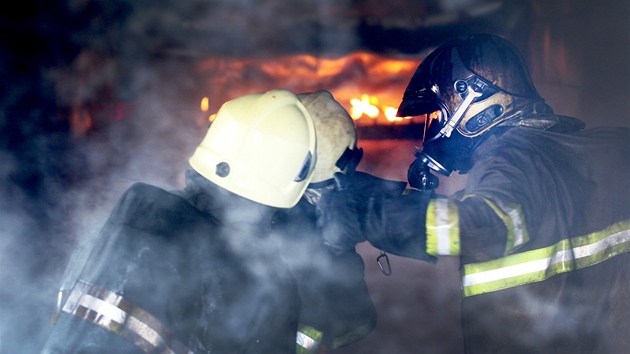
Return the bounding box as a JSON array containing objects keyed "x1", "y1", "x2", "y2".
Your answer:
[
  {"x1": 335, "y1": 147, "x2": 364, "y2": 174},
  {"x1": 439, "y1": 84, "x2": 483, "y2": 138}
]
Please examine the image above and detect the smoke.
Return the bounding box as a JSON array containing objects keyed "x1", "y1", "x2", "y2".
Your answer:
[
  {"x1": 0, "y1": 1, "x2": 204, "y2": 351},
  {"x1": 0, "y1": 0, "x2": 488, "y2": 352},
  {"x1": 4, "y1": 0, "x2": 627, "y2": 353}
]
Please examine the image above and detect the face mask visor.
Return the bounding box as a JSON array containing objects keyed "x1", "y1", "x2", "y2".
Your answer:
[{"x1": 397, "y1": 96, "x2": 449, "y2": 143}]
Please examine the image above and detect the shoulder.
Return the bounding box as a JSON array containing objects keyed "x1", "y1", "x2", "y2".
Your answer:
[{"x1": 107, "y1": 182, "x2": 217, "y2": 237}]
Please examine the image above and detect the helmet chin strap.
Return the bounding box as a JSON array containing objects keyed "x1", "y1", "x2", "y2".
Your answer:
[{"x1": 439, "y1": 84, "x2": 483, "y2": 138}]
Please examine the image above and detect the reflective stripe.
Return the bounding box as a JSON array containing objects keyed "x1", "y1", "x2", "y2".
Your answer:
[
  {"x1": 330, "y1": 320, "x2": 374, "y2": 349},
  {"x1": 465, "y1": 195, "x2": 529, "y2": 254},
  {"x1": 296, "y1": 325, "x2": 322, "y2": 354},
  {"x1": 462, "y1": 220, "x2": 630, "y2": 297},
  {"x1": 62, "y1": 279, "x2": 193, "y2": 354},
  {"x1": 426, "y1": 198, "x2": 460, "y2": 256}
]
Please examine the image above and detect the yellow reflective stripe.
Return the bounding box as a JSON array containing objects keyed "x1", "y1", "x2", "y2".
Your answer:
[
  {"x1": 330, "y1": 320, "x2": 374, "y2": 349},
  {"x1": 62, "y1": 279, "x2": 193, "y2": 354},
  {"x1": 467, "y1": 195, "x2": 529, "y2": 254},
  {"x1": 296, "y1": 325, "x2": 323, "y2": 354},
  {"x1": 426, "y1": 198, "x2": 460, "y2": 256},
  {"x1": 462, "y1": 220, "x2": 630, "y2": 297}
]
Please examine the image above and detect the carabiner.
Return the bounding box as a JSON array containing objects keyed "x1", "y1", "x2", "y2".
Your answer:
[{"x1": 377, "y1": 251, "x2": 392, "y2": 276}]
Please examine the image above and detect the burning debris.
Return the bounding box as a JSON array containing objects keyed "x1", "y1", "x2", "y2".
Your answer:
[{"x1": 194, "y1": 52, "x2": 423, "y2": 127}]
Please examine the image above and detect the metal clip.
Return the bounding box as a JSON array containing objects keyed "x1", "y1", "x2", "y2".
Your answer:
[
  {"x1": 377, "y1": 251, "x2": 392, "y2": 276},
  {"x1": 51, "y1": 289, "x2": 69, "y2": 324}
]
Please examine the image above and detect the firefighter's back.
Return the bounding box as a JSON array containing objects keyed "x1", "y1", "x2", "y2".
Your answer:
[{"x1": 41, "y1": 182, "x2": 299, "y2": 354}]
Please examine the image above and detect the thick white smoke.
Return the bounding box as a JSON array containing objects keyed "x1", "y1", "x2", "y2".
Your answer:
[{"x1": 2, "y1": 0, "x2": 628, "y2": 353}]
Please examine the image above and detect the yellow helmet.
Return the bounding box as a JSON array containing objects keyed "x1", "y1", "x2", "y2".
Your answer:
[
  {"x1": 298, "y1": 90, "x2": 362, "y2": 185},
  {"x1": 189, "y1": 89, "x2": 316, "y2": 208}
]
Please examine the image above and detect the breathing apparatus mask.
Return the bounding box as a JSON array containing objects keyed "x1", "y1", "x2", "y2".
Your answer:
[{"x1": 398, "y1": 34, "x2": 546, "y2": 182}]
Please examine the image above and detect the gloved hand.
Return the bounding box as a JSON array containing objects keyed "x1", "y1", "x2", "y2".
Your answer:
[
  {"x1": 316, "y1": 173, "x2": 370, "y2": 255},
  {"x1": 362, "y1": 189, "x2": 437, "y2": 262},
  {"x1": 317, "y1": 172, "x2": 437, "y2": 263}
]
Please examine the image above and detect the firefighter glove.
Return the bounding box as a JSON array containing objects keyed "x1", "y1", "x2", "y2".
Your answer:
[
  {"x1": 362, "y1": 189, "x2": 437, "y2": 262},
  {"x1": 317, "y1": 173, "x2": 371, "y2": 254},
  {"x1": 318, "y1": 173, "x2": 436, "y2": 262}
]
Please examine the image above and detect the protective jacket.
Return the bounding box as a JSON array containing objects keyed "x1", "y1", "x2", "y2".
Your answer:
[
  {"x1": 448, "y1": 126, "x2": 630, "y2": 353},
  {"x1": 42, "y1": 179, "x2": 300, "y2": 353},
  {"x1": 325, "y1": 124, "x2": 630, "y2": 353}
]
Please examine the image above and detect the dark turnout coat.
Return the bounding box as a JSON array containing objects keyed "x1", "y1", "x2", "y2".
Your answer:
[
  {"x1": 439, "y1": 126, "x2": 630, "y2": 353},
  {"x1": 338, "y1": 123, "x2": 630, "y2": 353},
  {"x1": 42, "y1": 182, "x2": 300, "y2": 353},
  {"x1": 315, "y1": 114, "x2": 629, "y2": 352},
  {"x1": 42, "y1": 169, "x2": 379, "y2": 354}
]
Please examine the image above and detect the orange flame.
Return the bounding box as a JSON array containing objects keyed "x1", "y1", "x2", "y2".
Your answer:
[
  {"x1": 350, "y1": 94, "x2": 379, "y2": 120},
  {"x1": 200, "y1": 97, "x2": 209, "y2": 112},
  {"x1": 384, "y1": 106, "x2": 403, "y2": 122},
  {"x1": 200, "y1": 97, "x2": 216, "y2": 122},
  {"x1": 196, "y1": 52, "x2": 421, "y2": 126}
]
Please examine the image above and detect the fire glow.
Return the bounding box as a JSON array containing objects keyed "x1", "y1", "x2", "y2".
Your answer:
[{"x1": 196, "y1": 52, "x2": 428, "y2": 126}]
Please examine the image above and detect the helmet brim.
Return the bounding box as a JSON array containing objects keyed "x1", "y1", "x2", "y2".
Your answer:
[{"x1": 396, "y1": 98, "x2": 443, "y2": 118}]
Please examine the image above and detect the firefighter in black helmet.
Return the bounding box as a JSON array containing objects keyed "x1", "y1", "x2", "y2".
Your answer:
[{"x1": 318, "y1": 34, "x2": 630, "y2": 353}]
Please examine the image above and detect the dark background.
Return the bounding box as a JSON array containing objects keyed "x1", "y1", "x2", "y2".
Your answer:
[{"x1": 1, "y1": 0, "x2": 628, "y2": 352}]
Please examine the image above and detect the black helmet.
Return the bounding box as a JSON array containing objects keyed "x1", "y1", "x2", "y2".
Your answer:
[{"x1": 397, "y1": 34, "x2": 547, "y2": 175}]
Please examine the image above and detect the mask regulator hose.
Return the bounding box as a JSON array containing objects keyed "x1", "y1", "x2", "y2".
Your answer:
[{"x1": 408, "y1": 151, "x2": 440, "y2": 191}]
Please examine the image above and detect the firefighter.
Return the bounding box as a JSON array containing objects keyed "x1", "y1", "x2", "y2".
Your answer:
[
  {"x1": 279, "y1": 90, "x2": 405, "y2": 353},
  {"x1": 317, "y1": 34, "x2": 630, "y2": 353},
  {"x1": 42, "y1": 89, "x2": 317, "y2": 353}
]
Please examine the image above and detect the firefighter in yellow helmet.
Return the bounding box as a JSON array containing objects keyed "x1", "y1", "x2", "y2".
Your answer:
[
  {"x1": 317, "y1": 34, "x2": 630, "y2": 352},
  {"x1": 42, "y1": 89, "x2": 318, "y2": 353}
]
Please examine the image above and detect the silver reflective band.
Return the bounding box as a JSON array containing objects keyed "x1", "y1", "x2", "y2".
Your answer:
[
  {"x1": 296, "y1": 331, "x2": 320, "y2": 353},
  {"x1": 61, "y1": 279, "x2": 194, "y2": 354},
  {"x1": 435, "y1": 198, "x2": 452, "y2": 255},
  {"x1": 426, "y1": 198, "x2": 460, "y2": 256},
  {"x1": 463, "y1": 249, "x2": 573, "y2": 287},
  {"x1": 466, "y1": 195, "x2": 529, "y2": 254},
  {"x1": 506, "y1": 204, "x2": 526, "y2": 248},
  {"x1": 462, "y1": 222, "x2": 630, "y2": 297}
]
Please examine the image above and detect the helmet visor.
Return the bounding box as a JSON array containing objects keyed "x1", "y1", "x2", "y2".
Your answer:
[
  {"x1": 397, "y1": 99, "x2": 447, "y2": 142},
  {"x1": 423, "y1": 110, "x2": 445, "y2": 142}
]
